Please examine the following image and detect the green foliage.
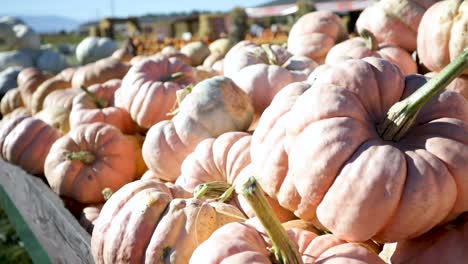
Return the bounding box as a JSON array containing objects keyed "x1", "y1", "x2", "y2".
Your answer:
[
  {"x1": 229, "y1": 7, "x2": 248, "y2": 43},
  {"x1": 0, "y1": 208, "x2": 32, "y2": 264}
]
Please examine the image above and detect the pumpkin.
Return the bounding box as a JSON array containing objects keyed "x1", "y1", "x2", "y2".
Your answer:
[
  {"x1": 79, "y1": 204, "x2": 103, "y2": 234},
  {"x1": 194, "y1": 65, "x2": 219, "y2": 81},
  {"x1": 35, "y1": 106, "x2": 70, "y2": 134},
  {"x1": 417, "y1": 0, "x2": 467, "y2": 75},
  {"x1": 71, "y1": 57, "x2": 129, "y2": 89},
  {"x1": 17, "y1": 67, "x2": 51, "y2": 110},
  {"x1": 115, "y1": 57, "x2": 196, "y2": 129},
  {"x1": 212, "y1": 59, "x2": 224, "y2": 75},
  {"x1": 0, "y1": 88, "x2": 23, "y2": 116},
  {"x1": 56, "y1": 67, "x2": 76, "y2": 82},
  {"x1": 44, "y1": 123, "x2": 137, "y2": 203},
  {"x1": 180, "y1": 41, "x2": 211, "y2": 66},
  {"x1": 0, "y1": 22, "x2": 16, "y2": 51},
  {"x1": 176, "y1": 131, "x2": 296, "y2": 222},
  {"x1": 325, "y1": 30, "x2": 417, "y2": 75},
  {"x1": 266, "y1": 56, "x2": 468, "y2": 242},
  {"x1": 356, "y1": 0, "x2": 439, "y2": 51},
  {"x1": 69, "y1": 79, "x2": 136, "y2": 134},
  {"x1": 158, "y1": 46, "x2": 192, "y2": 65},
  {"x1": 426, "y1": 72, "x2": 468, "y2": 100},
  {"x1": 111, "y1": 38, "x2": 137, "y2": 63},
  {"x1": 0, "y1": 116, "x2": 60, "y2": 174},
  {"x1": 43, "y1": 88, "x2": 80, "y2": 111},
  {"x1": 1, "y1": 107, "x2": 30, "y2": 121},
  {"x1": 36, "y1": 49, "x2": 69, "y2": 74},
  {"x1": 142, "y1": 76, "x2": 254, "y2": 182},
  {"x1": 140, "y1": 170, "x2": 159, "y2": 180},
  {"x1": 76, "y1": 36, "x2": 118, "y2": 65},
  {"x1": 0, "y1": 66, "x2": 22, "y2": 96},
  {"x1": 91, "y1": 179, "x2": 244, "y2": 264},
  {"x1": 12, "y1": 24, "x2": 40, "y2": 50},
  {"x1": 0, "y1": 50, "x2": 33, "y2": 71},
  {"x1": 287, "y1": 11, "x2": 348, "y2": 63},
  {"x1": 31, "y1": 76, "x2": 71, "y2": 114},
  {"x1": 124, "y1": 134, "x2": 147, "y2": 179},
  {"x1": 384, "y1": 214, "x2": 468, "y2": 264}
]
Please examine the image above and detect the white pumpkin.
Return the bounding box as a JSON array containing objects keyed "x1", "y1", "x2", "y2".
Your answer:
[
  {"x1": 13, "y1": 24, "x2": 40, "y2": 50},
  {"x1": 75, "y1": 36, "x2": 118, "y2": 65},
  {"x1": 181, "y1": 41, "x2": 210, "y2": 66},
  {"x1": 0, "y1": 23, "x2": 16, "y2": 51},
  {"x1": 208, "y1": 38, "x2": 232, "y2": 55},
  {"x1": 37, "y1": 50, "x2": 68, "y2": 74},
  {"x1": 0, "y1": 50, "x2": 33, "y2": 71},
  {"x1": 0, "y1": 66, "x2": 22, "y2": 96}
]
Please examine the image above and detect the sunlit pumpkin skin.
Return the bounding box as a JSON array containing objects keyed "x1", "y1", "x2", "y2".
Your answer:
[
  {"x1": 0, "y1": 116, "x2": 60, "y2": 175},
  {"x1": 325, "y1": 37, "x2": 417, "y2": 75},
  {"x1": 31, "y1": 76, "x2": 71, "y2": 114},
  {"x1": 140, "y1": 169, "x2": 159, "y2": 180},
  {"x1": 194, "y1": 65, "x2": 219, "y2": 82},
  {"x1": 44, "y1": 123, "x2": 137, "y2": 203},
  {"x1": 142, "y1": 76, "x2": 254, "y2": 182},
  {"x1": 57, "y1": 67, "x2": 76, "y2": 82},
  {"x1": 35, "y1": 106, "x2": 70, "y2": 134},
  {"x1": 124, "y1": 134, "x2": 147, "y2": 179},
  {"x1": 212, "y1": 59, "x2": 224, "y2": 75},
  {"x1": 387, "y1": 215, "x2": 468, "y2": 264},
  {"x1": 180, "y1": 41, "x2": 211, "y2": 66},
  {"x1": 273, "y1": 57, "x2": 468, "y2": 242},
  {"x1": 356, "y1": 0, "x2": 439, "y2": 51},
  {"x1": 70, "y1": 79, "x2": 136, "y2": 134},
  {"x1": 17, "y1": 67, "x2": 51, "y2": 110},
  {"x1": 1, "y1": 107, "x2": 30, "y2": 121},
  {"x1": 79, "y1": 204, "x2": 103, "y2": 234},
  {"x1": 0, "y1": 88, "x2": 23, "y2": 116},
  {"x1": 91, "y1": 179, "x2": 244, "y2": 264},
  {"x1": 176, "y1": 132, "x2": 296, "y2": 222},
  {"x1": 417, "y1": 0, "x2": 468, "y2": 75},
  {"x1": 43, "y1": 88, "x2": 81, "y2": 111},
  {"x1": 287, "y1": 11, "x2": 348, "y2": 63},
  {"x1": 251, "y1": 82, "x2": 311, "y2": 211},
  {"x1": 115, "y1": 57, "x2": 197, "y2": 130},
  {"x1": 158, "y1": 46, "x2": 192, "y2": 65},
  {"x1": 190, "y1": 218, "x2": 384, "y2": 264},
  {"x1": 426, "y1": 72, "x2": 468, "y2": 100},
  {"x1": 71, "y1": 57, "x2": 130, "y2": 89}
]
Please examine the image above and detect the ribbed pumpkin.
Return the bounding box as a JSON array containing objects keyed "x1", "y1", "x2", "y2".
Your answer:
[
  {"x1": 0, "y1": 88, "x2": 23, "y2": 116},
  {"x1": 35, "y1": 106, "x2": 70, "y2": 134},
  {"x1": 0, "y1": 115, "x2": 60, "y2": 174},
  {"x1": 1, "y1": 107, "x2": 30, "y2": 121},
  {"x1": 325, "y1": 30, "x2": 417, "y2": 75},
  {"x1": 31, "y1": 76, "x2": 71, "y2": 114},
  {"x1": 43, "y1": 88, "x2": 81, "y2": 111},
  {"x1": 356, "y1": 0, "x2": 439, "y2": 51},
  {"x1": 79, "y1": 204, "x2": 103, "y2": 234},
  {"x1": 71, "y1": 57, "x2": 129, "y2": 89},
  {"x1": 176, "y1": 132, "x2": 296, "y2": 222},
  {"x1": 417, "y1": 0, "x2": 467, "y2": 75},
  {"x1": 180, "y1": 41, "x2": 211, "y2": 66},
  {"x1": 91, "y1": 179, "x2": 244, "y2": 264},
  {"x1": 142, "y1": 76, "x2": 253, "y2": 182},
  {"x1": 287, "y1": 11, "x2": 348, "y2": 63},
  {"x1": 266, "y1": 56, "x2": 468, "y2": 242},
  {"x1": 115, "y1": 57, "x2": 197, "y2": 129},
  {"x1": 44, "y1": 123, "x2": 137, "y2": 203},
  {"x1": 69, "y1": 79, "x2": 136, "y2": 134},
  {"x1": 17, "y1": 67, "x2": 51, "y2": 110}
]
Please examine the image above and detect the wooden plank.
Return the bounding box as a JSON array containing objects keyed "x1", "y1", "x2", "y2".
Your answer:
[{"x1": 0, "y1": 159, "x2": 94, "y2": 264}]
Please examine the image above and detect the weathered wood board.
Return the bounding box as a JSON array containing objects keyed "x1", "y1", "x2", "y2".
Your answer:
[{"x1": 0, "y1": 159, "x2": 94, "y2": 264}]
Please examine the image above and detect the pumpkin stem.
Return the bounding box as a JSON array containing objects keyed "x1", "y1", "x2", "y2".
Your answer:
[
  {"x1": 236, "y1": 175, "x2": 303, "y2": 264},
  {"x1": 167, "y1": 84, "x2": 193, "y2": 116},
  {"x1": 65, "y1": 151, "x2": 96, "y2": 164},
  {"x1": 262, "y1": 44, "x2": 278, "y2": 65},
  {"x1": 378, "y1": 49, "x2": 468, "y2": 141},
  {"x1": 193, "y1": 181, "x2": 235, "y2": 203},
  {"x1": 80, "y1": 86, "x2": 108, "y2": 109},
  {"x1": 102, "y1": 188, "x2": 114, "y2": 201},
  {"x1": 161, "y1": 71, "x2": 184, "y2": 82},
  {"x1": 359, "y1": 29, "x2": 378, "y2": 51}
]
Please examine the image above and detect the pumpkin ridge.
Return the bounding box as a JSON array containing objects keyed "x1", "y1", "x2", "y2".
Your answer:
[
  {"x1": 16, "y1": 121, "x2": 55, "y2": 168},
  {"x1": 4, "y1": 118, "x2": 46, "y2": 163}
]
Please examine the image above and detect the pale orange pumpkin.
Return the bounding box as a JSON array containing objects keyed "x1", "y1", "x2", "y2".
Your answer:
[
  {"x1": 287, "y1": 11, "x2": 348, "y2": 63},
  {"x1": 17, "y1": 67, "x2": 51, "y2": 110},
  {"x1": 0, "y1": 88, "x2": 24, "y2": 116},
  {"x1": 31, "y1": 76, "x2": 71, "y2": 114},
  {"x1": 71, "y1": 57, "x2": 129, "y2": 89},
  {"x1": 44, "y1": 123, "x2": 137, "y2": 203},
  {"x1": 142, "y1": 76, "x2": 253, "y2": 182},
  {"x1": 43, "y1": 88, "x2": 81, "y2": 111},
  {"x1": 115, "y1": 57, "x2": 197, "y2": 129}
]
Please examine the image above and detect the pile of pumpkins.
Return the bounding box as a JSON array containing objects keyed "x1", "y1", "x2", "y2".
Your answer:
[{"x1": 0, "y1": 0, "x2": 467, "y2": 263}]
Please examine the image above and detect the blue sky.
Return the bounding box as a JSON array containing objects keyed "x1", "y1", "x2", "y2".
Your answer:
[{"x1": 2, "y1": 0, "x2": 269, "y2": 21}]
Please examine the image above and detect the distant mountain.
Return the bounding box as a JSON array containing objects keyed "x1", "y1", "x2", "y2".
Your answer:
[{"x1": 0, "y1": 15, "x2": 82, "y2": 33}]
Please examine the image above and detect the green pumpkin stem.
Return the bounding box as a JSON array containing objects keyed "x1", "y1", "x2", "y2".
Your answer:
[
  {"x1": 236, "y1": 175, "x2": 303, "y2": 264},
  {"x1": 378, "y1": 49, "x2": 468, "y2": 141},
  {"x1": 80, "y1": 86, "x2": 108, "y2": 109},
  {"x1": 65, "y1": 151, "x2": 95, "y2": 164},
  {"x1": 161, "y1": 71, "x2": 184, "y2": 82},
  {"x1": 102, "y1": 188, "x2": 114, "y2": 201},
  {"x1": 193, "y1": 181, "x2": 234, "y2": 203},
  {"x1": 359, "y1": 29, "x2": 378, "y2": 51},
  {"x1": 262, "y1": 44, "x2": 279, "y2": 65}
]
